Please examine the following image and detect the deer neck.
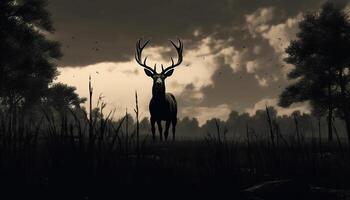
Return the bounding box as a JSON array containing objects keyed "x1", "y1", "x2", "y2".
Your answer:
[{"x1": 152, "y1": 85, "x2": 166, "y2": 101}]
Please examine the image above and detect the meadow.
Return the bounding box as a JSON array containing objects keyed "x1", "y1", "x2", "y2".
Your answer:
[{"x1": 0, "y1": 102, "x2": 349, "y2": 200}]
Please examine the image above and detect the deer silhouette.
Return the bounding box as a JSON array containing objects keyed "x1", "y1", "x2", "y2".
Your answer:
[{"x1": 135, "y1": 39, "x2": 183, "y2": 141}]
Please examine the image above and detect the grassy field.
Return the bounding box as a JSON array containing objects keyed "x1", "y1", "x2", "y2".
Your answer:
[{"x1": 0, "y1": 108, "x2": 349, "y2": 200}]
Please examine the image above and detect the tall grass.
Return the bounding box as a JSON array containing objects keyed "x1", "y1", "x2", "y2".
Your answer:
[{"x1": 0, "y1": 82, "x2": 349, "y2": 198}]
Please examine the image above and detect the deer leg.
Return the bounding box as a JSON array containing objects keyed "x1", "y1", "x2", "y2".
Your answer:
[
  {"x1": 172, "y1": 118, "x2": 177, "y2": 141},
  {"x1": 156, "y1": 121, "x2": 163, "y2": 141},
  {"x1": 150, "y1": 117, "x2": 156, "y2": 141},
  {"x1": 164, "y1": 120, "x2": 171, "y2": 141}
]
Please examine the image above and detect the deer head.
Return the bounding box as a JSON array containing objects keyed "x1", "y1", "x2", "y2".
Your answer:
[{"x1": 135, "y1": 39, "x2": 183, "y2": 97}]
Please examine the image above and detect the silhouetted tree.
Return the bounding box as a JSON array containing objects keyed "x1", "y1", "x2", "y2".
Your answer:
[
  {"x1": 201, "y1": 118, "x2": 226, "y2": 140},
  {"x1": 0, "y1": 0, "x2": 61, "y2": 110},
  {"x1": 177, "y1": 117, "x2": 200, "y2": 138},
  {"x1": 44, "y1": 83, "x2": 87, "y2": 112},
  {"x1": 279, "y1": 2, "x2": 350, "y2": 143}
]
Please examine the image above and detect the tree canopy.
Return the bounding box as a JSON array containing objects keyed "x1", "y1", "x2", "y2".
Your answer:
[
  {"x1": 0, "y1": 0, "x2": 62, "y2": 108},
  {"x1": 44, "y1": 83, "x2": 87, "y2": 112},
  {"x1": 279, "y1": 2, "x2": 350, "y2": 142}
]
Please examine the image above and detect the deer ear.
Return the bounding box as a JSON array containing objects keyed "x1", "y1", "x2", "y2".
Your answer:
[
  {"x1": 164, "y1": 69, "x2": 174, "y2": 77},
  {"x1": 144, "y1": 69, "x2": 153, "y2": 77}
]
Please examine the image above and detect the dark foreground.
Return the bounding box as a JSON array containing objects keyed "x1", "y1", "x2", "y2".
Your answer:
[{"x1": 0, "y1": 134, "x2": 349, "y2": 200}]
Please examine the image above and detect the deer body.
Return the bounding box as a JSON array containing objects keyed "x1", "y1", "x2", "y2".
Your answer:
[
  {"x1": 135, "y1": 39, "x2": 183, "y2": 141},
  {"x1": 150, "y1": 93, "x2": 177, "y2": 121},
  {"x1": 149, "y1": 92, "x2": 177, "y2": 141}
]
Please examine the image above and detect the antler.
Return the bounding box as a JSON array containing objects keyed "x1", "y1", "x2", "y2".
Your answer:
[
  {"x1": 162, "y1": 39, "x2": 183, "y2": 74},
  {"x1": 135, "y1": 39, "x2": 156, "y2": 74}
]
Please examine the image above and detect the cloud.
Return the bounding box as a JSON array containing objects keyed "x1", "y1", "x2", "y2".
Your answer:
[
  {"x1": 253, "y1": 45, "x2": 262, "y2": 55},
  {"x1": 56, "y1": 62, "x2": 152, "y2": 120},
  {"x1": 197, "y1": 57, "x2": 280, "y2": 111},
  {"x1": 262, "y1": 14, "x2": 302, "y2": 54},
  {"x1": 255, "y1": 75, "x2": 269, "y2": 87},
  {"x1": 56, "y1": 36, "x2": 224, "y2": 121},
  {"x1": 246, "y1": 61, "x2": 259, "y2": 73},
  {"x1": 180, "y1": 104, "x2": 231, "y2": 126},
  {"x1": 232, "y1": 8, "x2": 305, "y2": 89},
  {"x1": 50, "y1": 0, "x2": 333, "y2": 122},
  {"x1": 245, "y1": 98, "x2": 310, "y2": 116},
  {"x1": 346, "y1": 3, "x2": 350, "y2": 12},
  {"x1": 48, "y1": 0, "x2": 325, "y2": 67},
  {"x1": 246, "y1": 7, "x2": 275, "y2": 38}
]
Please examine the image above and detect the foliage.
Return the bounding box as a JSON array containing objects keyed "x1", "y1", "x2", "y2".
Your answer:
[
  {"x1": 44, "y1": 83, "x2": 87, "y2": 111},
  {"x1": 279, "y1": 2, "x2": 350, "y2": 116},
  {"x1": 0, "y1": 0, "x2": 62, "y2": 107}
]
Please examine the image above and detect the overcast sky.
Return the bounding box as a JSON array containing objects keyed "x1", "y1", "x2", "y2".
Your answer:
[{"x1": 48, "y1": 0, "x2": 349, "y2": 125}]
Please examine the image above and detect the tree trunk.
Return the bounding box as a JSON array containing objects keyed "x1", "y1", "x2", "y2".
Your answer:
[
  {"x1": 318, "y1": 117, "x2": 323, "y2": 155},
  {"x1": 338, "y1": 76, "x2": 350, "y2": 145},
  {"x1": 327, "y1": 107, "x2": 333, "y2": 142},
  {"x1": 293, "y1": 114, "x2": 301, "y2": 147},
  {"x1": 266, "y1": 106, "x2": 275, "y2": 149},
  {"x1": 327, "y1": 81, "x2": 333, "y2": 142},
  {"x1": 343, "y1": 109, "x2": 350, "y2": 146}
]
